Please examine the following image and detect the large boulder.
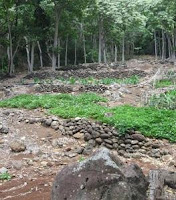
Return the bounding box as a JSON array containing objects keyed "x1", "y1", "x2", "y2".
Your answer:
[{"x1": 52, "y1": 148, "x2": 148, "y2": 200}]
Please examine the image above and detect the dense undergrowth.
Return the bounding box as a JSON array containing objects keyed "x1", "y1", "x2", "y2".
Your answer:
[
  {"x1": 0, "y1": 93, "x2": 176, "y2": 142},
  {"x1": 148, "y1": 90, "x2": 176, "y2": 110}
]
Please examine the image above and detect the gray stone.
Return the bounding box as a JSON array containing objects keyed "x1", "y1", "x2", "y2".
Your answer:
[
  {"x1": 131, "y1": 140, "x2": 139, "y2": 145},
  {"x1": 52, "y1": 148, "x2": 148, "y2": 200},
  {"x1": 84, "y1": 133, "x2": 92, "y2": 141},
  {"x1": 51, "y1": 121, "x2": 59, "y2": 130},
  {"x1": 0, "y1": 167, "x2": 8, "y2": 174},
  {"x1": 44, "y1": 118, "x2": 52, "y2": 126},
  {"x1": 131, "y1": 134, "x2": 146, "y2": 142},
  {"x1": 100, "y1": 134, "x2": 110, "y2": 139},
  {"x1": 10, "y1": 141, "x2": 26, "y2": 152},
  {"x1": 0, "y1": 125, "x2": 9, "y2": 134},
  {"x1": 95, "y1": 138, "x2": 103, "y2": 144},
  {"x1": 73, "y1": 132, "x2": 84, "y2": 140}
]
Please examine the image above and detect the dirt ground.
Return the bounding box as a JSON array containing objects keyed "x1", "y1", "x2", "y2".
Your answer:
[{"x1": 0, "y1": 58, "x2": 176, "y2": 200}]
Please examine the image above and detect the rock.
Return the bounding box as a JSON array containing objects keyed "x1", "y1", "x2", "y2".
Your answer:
[
  {"x1": 44, "y1": 118, "x2": 52, "y2": 126},
  {"x1": 82, "y1": 144, "x2": 94, "y2": 155},
  {"x1": 0, "y1": 125, "x2": 9, "y2": 134},
  {"x1": 73, "y1": 132, "x2": 84, "y2": 140},
  {"x1": 131, "y1": 134, "x2": 146, "y2": 142},
  {"x1": 52, "y1": 148, "x2": 148, "y2": 200},
  {"x1": 100, "y1": 134, "x2": 110, "y2": 139},
  {"x1": 84, "y1": 133, "x2": 92, "y2": 141},
  {"x1": 131, "y1": 140, "x2": 139, "y2": 145},
  {"x1": 51, "y1": 121, "x2": 59, "y2": 130},
  {"x1": 76, "y1": 147, "x2": 84, "y2": 154},
  {"x1": 10, "y1": 141, "x2": 26, "y2": 152},
  {"x1": 104, "y1": 139, "x2": 113, "y2": 145},
  {"x1": 0, "y1": 167, "x2": 8, "y2": 174},
  {"x1": 11, "y1": 160, "x2": 23, "y2": 170},
  {"x1": 95, "y1": 138, "x2": 103, "y2": 144}
]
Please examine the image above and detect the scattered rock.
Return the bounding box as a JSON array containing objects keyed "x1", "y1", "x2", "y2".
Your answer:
[
  {"x1": 10, "y1": 141, "x2": 26, "y2": 152},
  {"x1": 0, "y1": 167, "x2": 8, "y2": 174}
]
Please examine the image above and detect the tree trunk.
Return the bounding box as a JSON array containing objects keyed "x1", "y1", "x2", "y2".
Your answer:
[
  {"x1": 30, "y1": 42, "x2": 35, "y2": 72},
  {"x1": 83, "y1": 33, "x2": 87, "y2": 64},
  {"x1": 115, "y1": 44, "x2": 117, "y2": 63},
  {"x1": 162, "y1": 29, "x2": 166, "y2": 61},
  {"x1": 8, "y1": 25, "x2": 14, "y2": 75},
  {"x1": 52, "y1": 6, "x2": 59, "y2": 71},
  {"x1": 57, "y1": 38, "x2": 61, "y2": 68},
  {"x1": 65, "y1": 35, "x2": 68, "y2": 66},
  {"x1": 154, "y1": 31, "x2": 158, "y2": 60},
  {"x1": 24, "y1": 37, "x2": 35, "y2": 73},
  {"x1": 74, "y1": 39, "x2": 77, "y2": 65},
  {"x1": 98, "y1": 19, "x2": 103, "y2": 63},
  {"x1": 37, "y1": 41, "x2": 43, "y2": 68},
  {"x1": 122, "y1": 34, "x2": 125, "y2": 63}
]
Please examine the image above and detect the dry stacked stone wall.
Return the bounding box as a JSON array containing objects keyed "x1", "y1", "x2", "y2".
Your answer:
[{"x1": 30, "y1": 117, "x2": 170, "y2": 158}]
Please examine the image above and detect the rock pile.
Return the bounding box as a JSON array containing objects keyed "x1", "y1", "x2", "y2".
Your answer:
[
  {"x1": 34, "y1": 83, "x2": 109, "y2": 94},
  {"x1": 79, "y1": 85, "x2": 107, "y2": 93},
  {"x1": 35, "y1": 84, "x2": 73, "y2": 93},
  {"x1": 24, "y1": 67, "x2": 146, "y2": 80},
  {"x1": 40, "y1": 117, "x2": 168, "y2": 158}
]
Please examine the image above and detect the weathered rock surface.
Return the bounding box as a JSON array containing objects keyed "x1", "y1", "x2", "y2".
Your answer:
[{"x1": 52, "y1": 148, "x2": 148, "y2": 200}]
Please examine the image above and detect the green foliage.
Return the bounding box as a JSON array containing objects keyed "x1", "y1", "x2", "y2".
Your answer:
[
  {"x1": 148, "y1": 90, "x2": 176, "y2": 110},
  {"x1": 79, "y1": 156, "x2": 85, "y2": 162},
  {"x1": 154, "y1": 79, "x2": 175, "y2": 88},
  {"x1": 57, "y1": 75, "x2": 139, "y2": 85},
  {"x1": 0, "y1": 172, "x2": 11, "y2": 181},
  {"x1": 1, "y1": 93, "x2": 176, "y2": 141}
]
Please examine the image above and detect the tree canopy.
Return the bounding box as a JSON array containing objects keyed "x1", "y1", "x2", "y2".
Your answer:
[{"x1": 0, "y1": 0, "x2": 176, "y2": 74}]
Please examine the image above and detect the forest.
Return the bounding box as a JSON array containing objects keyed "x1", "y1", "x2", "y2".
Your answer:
[{"x1": 0, "y1": 0, "x2": 176, "y2": 75}]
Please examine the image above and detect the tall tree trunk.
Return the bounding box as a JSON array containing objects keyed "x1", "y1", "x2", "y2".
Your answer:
[
  {"x1": 74, "y1": 39, "x2": 77, "y2": 65},
  {"x1": 98, "y1": 19, "x2": 103, "y2": 63},
  {"x1": 37, "y1": 41, "x2": 43, "y2": 68},
  {"x1": 154, "y1": 31, "x2": 158, "y2": 60},
  {"x1": 115, "y1": 44, "x2": 117, "y2": 63},
  {"x1": 52, "y1": 6, "x2": 60, "y2": 71},
  {"x1": 57, "y1": 38, "x2": 61, "y2": 68},
  {"x1": 65, "y1": 35, "x2": 68, "y2": 66},
  {"x1": 31, "y1": 42, "x2": 35, "y2": 71},
  {"x1": 122, "y1": 34, "x2": 125, "y2": 63},
  {"x1": 103, "y1": 39, "x2": 107, "y2": 63},
  {"x1": 24, "y1": 37, "x2": 35, "y2": 73},
  {"x1": 171, "y1": 34, "x2": 176, "y2": 61},
  {"x1": 8, "y1": 25, "x2": 14, "y2": 75},
  {"x1": 162, "y1": 29, "x2": 166, "y2": 61},
  {"x1": 83, "y1": 33, "x2": 87, "y2": 64}
]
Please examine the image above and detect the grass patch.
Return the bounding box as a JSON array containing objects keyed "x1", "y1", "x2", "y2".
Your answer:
[
  {"x1": 154, "y1": 79, "x2": 175, "y2": 88},
  {"x1": 0, "y1": 93, "x2": 176, "y2": 142},
  {"x1": 148, "y1": 90, "x2": 176, "y2": 110}
]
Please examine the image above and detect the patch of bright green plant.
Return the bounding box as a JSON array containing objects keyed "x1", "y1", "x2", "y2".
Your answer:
[
  {"x1": 57, "y1": 75, "x2": 139, "y2": 86},
  {"x1": 154, "y1": 79, "x2": 175, "y2": 88},
  {"x1": 1, "y1": 93, "x2": 176, "y2": 141},
  {"x1": 148, "y1": 90, "x2": 176, "y2": 110},
  {"x1": 0, "y1": 172, "x2": 11, "y2": 181},
  {"x1": 79, "y1": 156, "x2": 85, "y2": 162}
]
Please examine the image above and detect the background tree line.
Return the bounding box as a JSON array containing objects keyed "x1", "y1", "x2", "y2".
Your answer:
[{"x1": 0, "y1": 0, "x2": 176, "y2": 75}]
